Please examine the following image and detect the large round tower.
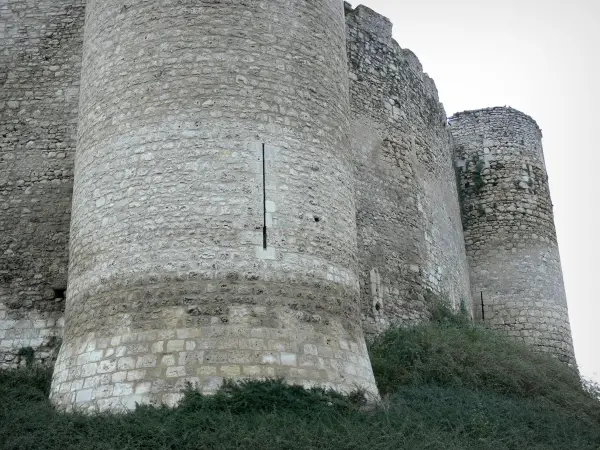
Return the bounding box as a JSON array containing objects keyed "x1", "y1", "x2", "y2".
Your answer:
[
  {"x1": 449, "y1": 107, "x2": 574, "y2": 363},
  {"x1": 49, "y1": 0, "x2": 377, "y2": 411}
]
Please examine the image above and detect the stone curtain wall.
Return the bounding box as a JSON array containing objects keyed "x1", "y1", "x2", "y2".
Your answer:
[
  {"x1": 50, "y1": 0, "x2": 377, "y2": 412},
  {"x1": 345, "y1": 4, "x2": 471, "y2": 336},
  {"x1": 0, "y1": 1, "x2": 84, "y2": 368},
  {"x1": 450, "y1": 107, "x2": 574, "y2": 363}
]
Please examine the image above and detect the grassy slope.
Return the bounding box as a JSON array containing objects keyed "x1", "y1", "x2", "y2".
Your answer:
[{"x1": 1, "y1": 310, "x2": 599, "y2": 450}]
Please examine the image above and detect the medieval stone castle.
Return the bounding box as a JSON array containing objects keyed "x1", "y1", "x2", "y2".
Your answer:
[{"x1": 0, "y1": 0, "x2": 574, "y2": 411}]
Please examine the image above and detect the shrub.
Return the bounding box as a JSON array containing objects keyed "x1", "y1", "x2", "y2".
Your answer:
[
  {"x1": 369, "y1": 309, "x2": 599, "y2": 424},
  {"x1": 1, "y1": 315, "x2": 599, "y2": 450}
]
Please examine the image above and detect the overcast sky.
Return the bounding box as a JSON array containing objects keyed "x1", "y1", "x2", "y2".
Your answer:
[{"x1": 356, "y1": 0, "x2": 600, "y2": 381}]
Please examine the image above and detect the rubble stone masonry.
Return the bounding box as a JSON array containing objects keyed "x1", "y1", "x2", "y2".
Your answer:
[
  {"x1": 450, "y1": 107, "x2": 574, "y2": 363},
  {"x1": 49, "y1": 0, "x2": 377, "y2": 411},
  {"x1": 0, "y1": 1, "x2": 576, "y2": 411},
  {"x1": 345, "y1": 4, "x2": 471, "y2": 335},
  {"x1": 0, "y1": 0, "x2": 84, "y2": 368}
]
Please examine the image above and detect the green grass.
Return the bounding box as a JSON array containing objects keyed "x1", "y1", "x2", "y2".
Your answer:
[{"x1": 2, "y1": 309, "x2": 599, "y2": 450}]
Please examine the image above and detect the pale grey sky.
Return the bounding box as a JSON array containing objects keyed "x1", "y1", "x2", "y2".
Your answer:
[{"x1": 356, "y1": 0, "x2": 600, "y2": 381}]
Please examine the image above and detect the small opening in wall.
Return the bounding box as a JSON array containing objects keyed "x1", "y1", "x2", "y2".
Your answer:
[
  {"x1": 314, "y1": 216, "x2": 320, "y2": 223},
  {"x1": 375, "y1": 302, "x2": 381, "y2": 312},
  {"x1": 53, "y1": 288, "x2": 66, "y2": 299}
]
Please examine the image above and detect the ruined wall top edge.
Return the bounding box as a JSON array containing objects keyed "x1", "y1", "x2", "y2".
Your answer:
[
  {"x1": 345, "y1": 3, "x2": 440, "y2": 103},
  {"x1": 344, "y1": 2, "x2": 392, "y2": 39},
  {"x1": 449, "y1": 107, "x2": 542, "y2": 137}
]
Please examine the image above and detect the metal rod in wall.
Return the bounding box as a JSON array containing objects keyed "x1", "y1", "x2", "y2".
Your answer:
[
  {"x1": 481, "y1": 291, "x2": 485, "y2": 321},
  {"x1": 262, "y1": 143, "x2": 267, "y2": 249}
]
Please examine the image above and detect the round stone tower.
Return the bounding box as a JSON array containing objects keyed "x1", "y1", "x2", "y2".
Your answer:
[
  {"x1": 449, "y1": 107, "x2": 574, "y2": 363},
  {"x1": 49, "y1": 0, "x2": 377, "y2": 411}
]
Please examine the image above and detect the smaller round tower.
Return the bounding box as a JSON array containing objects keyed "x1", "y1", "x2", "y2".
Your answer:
[{"x1": 449, "y1": 107, "x2": 574, "y2": 363}]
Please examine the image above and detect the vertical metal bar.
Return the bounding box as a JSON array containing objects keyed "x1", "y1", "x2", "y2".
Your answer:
[
  {"x1": 481, "y1": 291, "x2": 485, "y2": 321},
  {"x1": 262, "y1": 143, "x2": 267, "y2": 249}
]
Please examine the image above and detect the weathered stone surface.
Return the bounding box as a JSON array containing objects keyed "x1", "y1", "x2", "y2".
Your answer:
[
  {"x1": 48, "y1": 0, "x2": 377, "y2": 411},
  {"x1": 0, "y1": 0, "x2": 84, "y2": 368},
  {"x1": 450, "y1": 107, "x2": 575, "y2": 363},
  {"x1": 345, "y1": 4, "x2": 472, "y2": 335},
  {"x1": 0, "y1": 1, "x2": 576, "y2": 411}
]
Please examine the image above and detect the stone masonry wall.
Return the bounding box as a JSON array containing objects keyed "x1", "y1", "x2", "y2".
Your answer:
[
  {"x1": 0, "y1": 0, "x2": 84, "y2": 368},
  {"x1": 0, "y1": 0, "x2": 576, "y2": 407},
  {"x1": 49, "y1": 0, "x2": 377, "y2": 412},
  {"x1": 345, "y1": 4, "x2": 472, "y2": 335},
  {"x1": 450, "y1": 107, "x2": 574, "y2": 363}
]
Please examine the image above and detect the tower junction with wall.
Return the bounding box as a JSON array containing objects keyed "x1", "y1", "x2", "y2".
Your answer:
[{"x1": 0, "y1": 1, "x2": 576, "y2": 411}]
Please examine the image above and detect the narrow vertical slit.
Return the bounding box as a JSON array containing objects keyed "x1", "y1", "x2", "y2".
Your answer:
[
  {"x1": 262, "y1": 143, "x2": 267, "y2": 249},
  {"x1": 480, "y1": 291, "x2": 485, "y2": 321}
]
